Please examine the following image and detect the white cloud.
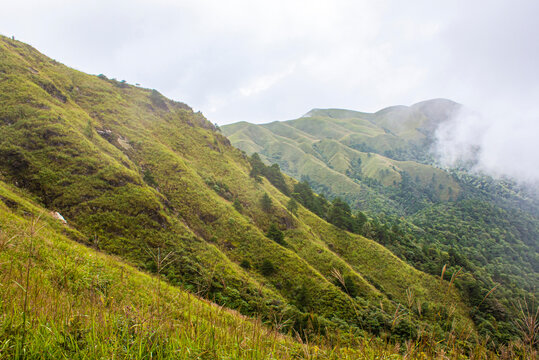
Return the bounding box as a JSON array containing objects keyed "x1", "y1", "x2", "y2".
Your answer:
[{"x1": 1, "y1": 0, "x2": 538, "y2": 182}]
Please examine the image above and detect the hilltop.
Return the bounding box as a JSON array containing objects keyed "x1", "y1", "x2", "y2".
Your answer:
[{"x1": 223, "y1": 99, "x2": 462, "y2": 214}]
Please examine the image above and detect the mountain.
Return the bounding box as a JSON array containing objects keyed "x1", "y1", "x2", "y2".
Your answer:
[
  {"x1": 223, "y1": 100, "x2": 539, "y2": 347},
  {"x1": 0, "y1": 35, "x2": 495, "y2": 358},
  {"x1": 223, "y1": 99, "x2": 462, "y2": 215}
]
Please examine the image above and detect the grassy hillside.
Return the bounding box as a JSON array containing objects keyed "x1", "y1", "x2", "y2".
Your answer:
[
  {"x1": 0, "y1": 179, "x2": 305, "y2": 359},
  {"x1": 223, "y1": 100, "x2": 539, "y2": 350},
  {"x1": 0, "y1": 35, "x2": 495, "y2": 357},
  {"x1": 223, "y1": 101, "x2": 461, "y2": 214},
  {"x1": 4, "y1": 178, "x2": 521, "y2": 359}
]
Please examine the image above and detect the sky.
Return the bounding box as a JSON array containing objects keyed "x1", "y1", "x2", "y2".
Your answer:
[{"x1": 1, "y1": 0, "x2": 539, "y2": 182}]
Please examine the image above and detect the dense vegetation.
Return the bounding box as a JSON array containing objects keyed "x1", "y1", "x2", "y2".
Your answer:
[
  {"x1": 2, "y1": 35, "x2": 524, "y2": 358},
  {"x1": 223, "y1": 101, "x2": 539, "y2": 353}
]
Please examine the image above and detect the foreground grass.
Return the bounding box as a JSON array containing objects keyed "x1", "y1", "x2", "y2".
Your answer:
[
  {"x1": 0, "y1": 186, "x2": 404, "y2": 359},
  {"x1": 1, "y1": 182, "x2": 533, "y2": 360}
]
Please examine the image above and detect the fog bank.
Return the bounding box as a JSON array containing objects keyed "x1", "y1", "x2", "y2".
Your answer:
[{"x1": 435, "y1": 106, "x2": 539, "y2": 185}]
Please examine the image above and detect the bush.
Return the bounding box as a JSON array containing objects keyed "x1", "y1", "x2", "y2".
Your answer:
[
  {"x1": 260, "y1": 259, "x2": 275, "y2": 276},
  {"x1": 143, "y1": 169, "x2": 158, "y2": 187},
  {"x1": 266, "y1": 223, "x2": 285, "y2": 245},
  {"x1": 233, "y1": 198, "x2": 243, "y2": 213}
]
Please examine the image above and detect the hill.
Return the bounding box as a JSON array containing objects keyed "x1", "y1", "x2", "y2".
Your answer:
[
  {"x1": 223, "y1": 100, "x2": 462, "y2": 214},
  {"x1": 223, "y1": 100, "x2": 539, "y2": 348},
  {"x1": 0, "y1": 35, "x2": 494, "y2": 358}
]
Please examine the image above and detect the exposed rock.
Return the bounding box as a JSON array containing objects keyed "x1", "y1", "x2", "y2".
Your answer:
[
  {"x1": 96, "y1": 128, "x2": 114, "y2": 142},
  {"x1": 117, "y1": 136, "x2": 132, "y2": 151},
  {"x1": 51, "y1": 211, "x2": 67, "y2": 224}
]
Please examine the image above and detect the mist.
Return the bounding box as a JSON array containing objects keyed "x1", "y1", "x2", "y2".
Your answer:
[{"x1": 434, "y1": 106, "x2": 539, "y2": 186}]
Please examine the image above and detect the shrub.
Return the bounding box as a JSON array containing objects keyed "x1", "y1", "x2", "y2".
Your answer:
[
  {"x1": 260, "y1": 193, "x2": 272, "y2": 212},
  {"x1": 233, "y1": 198, "x2": 243, "y2": 213},
  {"x1": 266, "y1": 223, "x2": 285, "y2": 245},
  {"x1": 260, "y1": 259, "x2": 275, "y2": 276},
  {"x1": 287, "y1": 198, "x2": 298, "y2": 215},
  {"x1": 143, "y1": 169, "x2": 158, "y2": 187}
]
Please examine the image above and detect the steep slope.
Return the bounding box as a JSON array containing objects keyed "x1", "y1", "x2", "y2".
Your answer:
[
  {"x1": 0, "y1": 34, "x2": 473, "y2": 348},
  {"x1": 223, "y1": 101, "x2": 539, "y2": 346},
  {"x1": 0, "y1": 179, "x2": 305, "y2": 359}
]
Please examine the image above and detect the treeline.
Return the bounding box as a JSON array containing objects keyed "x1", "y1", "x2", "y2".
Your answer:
[
  {"x1": 249, "y1": 153, "x2": 289, "y2": 195},
  {"x1": 249, "y1": 153, "x2": 370, "y2": 233}
]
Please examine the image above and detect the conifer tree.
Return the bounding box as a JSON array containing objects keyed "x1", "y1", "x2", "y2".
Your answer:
[{"x1": 261, "y1": 193, "x2": 272, "y2": 212}]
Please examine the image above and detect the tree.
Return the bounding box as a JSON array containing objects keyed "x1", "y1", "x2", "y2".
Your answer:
[
  {"x1": 249, "y1": 153, "x2": 265, "y2": 178},
  {"x1": 264, "y1": 163, "x2": 290, "y2": 195},
  {"x1": 287, "y1": 198, "x2": 298, "y2": 215},
  {"x1": 249, "y1": 153, "x2": 290, "y2": 194},
  {"x1": 261, "y1": 193, "x2": 272, "y2": 212},
  {"x1": 353, "y1": 211, "x2": 368, "y2": 233},
  {"x1": 260, "y1": 259, "x2": 275, "y2": 276},
  {"x1": 292, "y1": 181, "x2": 328, "y2": 218},
  {"x1": 327, "y1": 197, "x2": 354, "y2": 231},
  {"x1": 266, "y1": 223, "x2": 285, "y2": 245}
]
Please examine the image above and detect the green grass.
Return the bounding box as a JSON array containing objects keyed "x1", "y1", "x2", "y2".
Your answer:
[
  {"x1": 0, "y1": 179, "x2": 522, "y2": 360},
  {"x1": 1, "y1": 34, "x2": 531, "y2": 358},
  {"x1": 0, "y1": 181, "x2": 312, "y2": 359},
  {"x1": 222, "y1": 101, "x2": 462, "y2": 214}
]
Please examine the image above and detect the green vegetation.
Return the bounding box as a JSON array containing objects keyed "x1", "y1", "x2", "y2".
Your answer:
[
  {"x1": 249, "y1": 152, "x2": 290, "y2": 195},
  {"x1": 266, "y1": 223, "x2": 285, "y2": 245},
  {"x1": 223, "y1": 100, "x2": 461, "y2": 214},
  {"x1": 223, "y1": 100, "x2": 539, "y2": 352},
  {"x1": 260, "y1": 192, "x2": 272, "y2": 212},
  {"x1": 0, "y1": 35, "x2": 536, "y2": 358},
  {"x1": 233, "y1": 197, "x2": 243, "y2": 213},
  {"x1": 0, "y1": 184, "x2": 302, "y2": 359},
  {"x1": 287, "y1": 197, "x2": 298, "y2": 214}
]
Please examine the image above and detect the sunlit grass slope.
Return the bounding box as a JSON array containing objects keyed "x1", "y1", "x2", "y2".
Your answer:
[
  {"x1": 0, "y1": 180, "x2": 304, "y2": 359},
  {"x1": 0, "y1": 169, "x2": 510, "y2": 359}
]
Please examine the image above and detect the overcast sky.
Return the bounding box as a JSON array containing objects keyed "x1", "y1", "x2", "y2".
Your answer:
[{"x1": 2, "y1": 0, "x2": 539, "y2": 181}]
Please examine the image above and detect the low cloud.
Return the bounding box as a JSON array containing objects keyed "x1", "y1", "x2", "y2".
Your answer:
[{"x1": 434, "y1": 106, "x2": 539, "y2": 185}]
